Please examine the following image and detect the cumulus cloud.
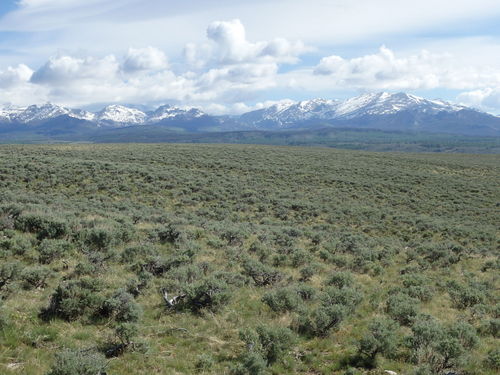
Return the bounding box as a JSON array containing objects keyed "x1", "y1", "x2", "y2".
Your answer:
[
  {"x1": 204, "y1": 19, "x2": 308, "y2": 65},
  {"x1": 0, "y1": 64, "x2": 47, "y2": 107},
  {"x1": 31, "y1": 55, "x2": 119, "y2": 85},
  {"x1": 457, "y1": 88, "x2": 500, "y2": 114},
  {"x1": 0, "y1": 64, "x2": 34, "y2": 88},
  {"x1": 182, "y1": 19, "x2": 309, "y2": 70},
  {"x1": 310, "y1": 46, "x2": 500, "y2": 91},
  {"x1": 5, "y1": 19, "x2": 307, "y2": 108},
  {"x1": 123, "y1": 47, "x2": 168, "y2": 72},
  {"x1": 179, "y1": 19, "x2": 308, "y2": 103},
  {"x1": 3, "y1": 18, "x2": 500, "y2": 114},
  {"x1": 0, "y1": 65, "x2": 48, "y2": 106}
]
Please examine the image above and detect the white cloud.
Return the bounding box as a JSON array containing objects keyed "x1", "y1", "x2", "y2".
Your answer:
[
  {"x1": 2, "y1": 1, "x2": 500, "y2": 94},
  {"x1": 31, "y1": 55, "x2": 119, "y2": 85},
  {"x1": 12, "y1": 19, "x2": 306, "y2": 108},
  {"x1": 196, "y1": 99, "x2": 296, "y2": 115},
  {"x1": 457, "y1": 88, "x2": 500, "y2": 114},
  {"x1": 2, "y1": 16, "x2": 500, "y2": 114},
  {"x1": 0, "y1": 64, "x2": 34, "y2": 88},
  {"x1": 178, "y1": 19, "x2": 307, "y2": 104},
  {"x1": 311, "y1": 46, "x2": 500, "y2": 91},
  {"x1": 204, "y1": 19, "x2": 308, "y2": 65},
  {"x1": 6, "y1": 0, "x2": 500, "y2": 41},
  {"x1": 0, "y1": 64, "x2": 46, "y2": 107},
  {"x1": 6, "y1": 20, "x2": 279, "y2": 108},
  {"x1": 123, "y1": 47, "x2": 168, "y2": 72},
  {"x1": 206, "y1": 19, "x2": 251, "y2": 63},
  {"x1": 0, "y1": 66, "x2": 47, "y2": 106}
]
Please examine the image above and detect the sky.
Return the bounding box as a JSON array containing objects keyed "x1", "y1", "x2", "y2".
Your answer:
[{"x1": 0, "y1": 0, "x2": 500, "y2": 114}]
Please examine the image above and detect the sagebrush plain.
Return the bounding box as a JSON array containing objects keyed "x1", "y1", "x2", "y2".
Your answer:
[{"x1": 0, "y1": 144, "x2": 498, "y2": 374}]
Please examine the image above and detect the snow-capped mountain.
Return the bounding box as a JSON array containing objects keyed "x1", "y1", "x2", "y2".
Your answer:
[
  {"x1": 0, "y1": 103, "x2": 211, "y2": 127},
  {"x1": 96, "y1": 105, "x2": 147, "y2": 125},
  {"x1": 241, "y1": 99, "x2": 339, "y2": 127},
  {"x1": 0, "y1": 93, "x2": 499, "y2": 137},
  {"x1": 334, "y1": 92, "x2": 465, "y2": 118},
  {"x1": 240, "y1": 92, "x2": 471, "y2": 129},
  {"x1": 0, "y1": 105, "x2": 26, "y2": 122},
  {"x1": 0, "y1": 103, "x2": 95, "y2": 124},
  {"x1": 148, "y1": 105, "x2": 205, "y2": 123},
  {"x1": 237, "y1": 92, "x2": 500, "y2": 135}
]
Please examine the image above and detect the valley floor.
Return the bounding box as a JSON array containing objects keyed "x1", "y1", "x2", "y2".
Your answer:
[{"x1": 0, "y1": 144, "x2": 498, "y2": 374}]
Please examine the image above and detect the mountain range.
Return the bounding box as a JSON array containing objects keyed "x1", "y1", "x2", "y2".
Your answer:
[{"x1": 1, "y1": 92, "x2": 499, "y2": 140}]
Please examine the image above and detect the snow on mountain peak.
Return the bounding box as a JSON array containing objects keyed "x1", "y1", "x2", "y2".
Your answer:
[
  {"x1": 97, "y1": 105, "x2": 147, "y2": 124},
  {"x1": 148, "y1": 105, "x2": 206, "y2": 122},
  {"x1": 334, "y1": 92, "x2": 464, "y2": 118},
  {"x1": 0, "y1": 93, "x2": 483, "y2": 132},
  {"x1": 0, "y1": 103, "x2": 96, "y2": 123},
  {"x1": 252, "y1": 98, "x2": 341, "y2": 126},
  {"x1": 0, "y1": 105, "x2": 26, "y2": 122},
  {"x1": 239, "y1": 92, "x2": 473, "y2": 129},
  {"x1": 0, "y1": 102, "x2": 210, "y2": 127},
  {"x1": 15, "y1": 103, "x2": 70, "y2": 123}
]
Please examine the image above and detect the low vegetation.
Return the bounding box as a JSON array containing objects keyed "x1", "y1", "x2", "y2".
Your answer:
[{"x1": 0, "y1": 143, "x2": 498, "y2": 374}]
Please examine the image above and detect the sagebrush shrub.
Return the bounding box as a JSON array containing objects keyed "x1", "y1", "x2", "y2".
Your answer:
[
  {"x1": 294, "y1": 283, "x2": 317, "y2": 301},
  {"x1": 400, "y1": 273, "x2": 434, "y2": 302},
  {"x1": 239, "y1": 324, "x2": 295, "y2": 365},
  {"x1": 407, "y1": 315, "x2": 478, "y2": 373},
  {"x1": 121, "y1": 244, "x2": 157, "y2": 263},
  {"x1": 21, "y1": 266, "x2": 52, "y2": 290},
  {"x1": 101, "y1": 289, "x2": 142, "y2": 322},
  {"x1": 357, "y1": 317, "x2": 399, "y2": 365},
  {"x1": 231, "y1": 351, "x2": 267, "y2": 375},
  {"x1": 115, "y1": 322, "x2": 139, "y2": 346},
  {"x1": 321, "y1": 286, "x2": 363, "y2": 313},
  {"x1": 262, "y1": 287, "x2": 301, "y2": 313},
  {"x1": 182, "y1": 277, "x2": 231, "y2": 312},
  {"x1": 15, "y1": 213, "x2": 68, "y2": 240},
  {"x1": 41, "y1": 278, "x2": 104, "y2": 321},
  {"x1": 481, "y1": 319, "x2": 500, "y2": 338},
  {"x1": 241, "y1": 259, "x2": 282, "y2": 287},
  {"x1": 0, "y1": 235, "x2": 34, "y2": 256},
  {"x1": 386, "y1": 293, "x2": 419, "y2": 325},
  {"x1": 157, "y1": 223, "x2": 184, "y2": 244},
  {"x1": 0, "y1": 261, "x2": 21, "y2": 290},
  {"x1": 195, "y1": 353, "x2": 215, "y2": 372},
  {"x1": 46, "y1": 348, "x2": 107, "y2": 375},
  {"x1": 81, "y1": 227, "x2": 115, "y2": 252},
  {"x1": 299, "y1": 264, "x2": 316, "y2": 281},
  {"x1": 325, "y1": 271, "x2": 355, "y2": 289},
  {"x1": 294, "y1": 304, "x2": 347, "y2": 337},
  {"x1": 447, "y1": 280, "x2": 487, "y2": 310},
  {"x1": 38, "y1": 239, "x2": 72, "y2": 264},
  {"x1": 485, "y1": 348, "x2": 500, "y2": 370}
]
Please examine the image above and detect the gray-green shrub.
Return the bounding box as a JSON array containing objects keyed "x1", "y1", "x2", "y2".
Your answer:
[{"x1": 46, "y1": 349, "x2": 107, "y2": 375}]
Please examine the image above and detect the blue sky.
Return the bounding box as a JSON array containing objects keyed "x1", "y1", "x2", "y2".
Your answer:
[{"x1": 0, "y1": 0, "x2": 500, "y2": 114}]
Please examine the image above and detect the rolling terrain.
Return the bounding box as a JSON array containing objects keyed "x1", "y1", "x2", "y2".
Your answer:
[{"x1": 0, "y1": 144, "x2": 498, "y2": 374}]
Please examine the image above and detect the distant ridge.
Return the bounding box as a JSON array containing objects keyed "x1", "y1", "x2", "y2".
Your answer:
[{"x1": 1, "y1": 92, "x2": 499, "y2": 137}]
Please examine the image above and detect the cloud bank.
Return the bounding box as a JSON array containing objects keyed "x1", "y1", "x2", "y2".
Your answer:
[
  {"x1": 0, "y1": 19, "x2": 499, "y2": 114},
  {"x1": 312, "y1": 46, "x2": 500, "y2": 91}
]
